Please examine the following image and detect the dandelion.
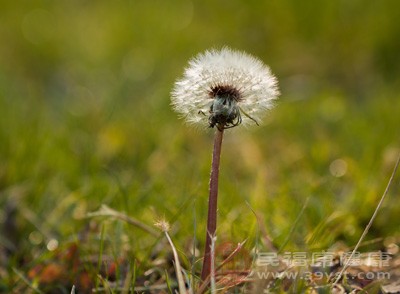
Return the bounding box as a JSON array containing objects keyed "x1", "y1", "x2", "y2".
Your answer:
[
  {"x1": 154, "y1": 218, "x2": 171, "y2": 232},
  {"x1": 171, "y1": 47, "x2": 279, "y2": 286},
  {"x1": 154, "y1": 219, "x2": 187, "y2": 294},
  {"x1": 171, "y1": 47, "x2": 279, "y2": 130}
]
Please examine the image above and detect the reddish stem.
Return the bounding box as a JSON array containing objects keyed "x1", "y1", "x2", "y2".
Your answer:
[{"x1": 201, "y1": 128, "x2": 224, "y2": 283}]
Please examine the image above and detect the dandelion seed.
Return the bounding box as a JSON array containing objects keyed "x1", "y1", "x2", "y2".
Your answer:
[{"x1": 171, "y1": 47, "x2": 279, "y2": 130}]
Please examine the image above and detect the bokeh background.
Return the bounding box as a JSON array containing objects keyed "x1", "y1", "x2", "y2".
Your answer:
[{"x1": 1, "y1": 0, "x2": 399, "y2": 290}]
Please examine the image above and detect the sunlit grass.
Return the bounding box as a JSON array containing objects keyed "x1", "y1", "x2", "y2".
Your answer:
[{"x1": 1, "y1": 84, "x2": 398, "y2": 291}]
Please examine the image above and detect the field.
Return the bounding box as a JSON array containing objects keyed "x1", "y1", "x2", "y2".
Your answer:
[{"x1": 0, "y1": 1, "x2": 399, "y2": 293}]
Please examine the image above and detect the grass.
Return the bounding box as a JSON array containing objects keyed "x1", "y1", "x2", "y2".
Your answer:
[
  {"x1": 1, "y1": 85, "x2": 398, "y2": 292},
  {"x1": 1, "y1": 1, "x2": 400, "y2": 292}
]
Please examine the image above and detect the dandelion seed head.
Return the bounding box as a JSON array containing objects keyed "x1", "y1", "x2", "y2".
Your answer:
[
  {"x1": 154, "y1": 219, "x2": 170, "y2": 232},
  {"x1": 171, "y1": 47, "x2": 279, "y2": 129}
]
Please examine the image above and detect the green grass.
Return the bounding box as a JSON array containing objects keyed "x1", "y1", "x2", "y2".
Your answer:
[{"x1": 1, "y1": 1, "x2": 400, "y2": 292}]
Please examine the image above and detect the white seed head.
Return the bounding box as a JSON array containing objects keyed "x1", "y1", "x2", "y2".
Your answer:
[
  {"x1": 154, "y1": 218, "x2": 170, "y2": 232},
  {"x1": 171, "y1": 47, "x2": 279, "y2": 129}
]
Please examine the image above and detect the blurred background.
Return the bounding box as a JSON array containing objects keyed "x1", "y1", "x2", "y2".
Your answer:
[{"x1": 0, "y1": 0, "x2": 399, "y2": 290}]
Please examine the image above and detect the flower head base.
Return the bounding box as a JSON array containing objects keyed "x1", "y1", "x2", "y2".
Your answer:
[{"x1": 171, "y1": 47, "x2": 279, "y2": 130}]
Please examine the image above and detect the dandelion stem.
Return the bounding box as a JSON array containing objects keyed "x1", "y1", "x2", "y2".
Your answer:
[{"x1": 201, "y1": 128, "x2": 224, "y2": 283}]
